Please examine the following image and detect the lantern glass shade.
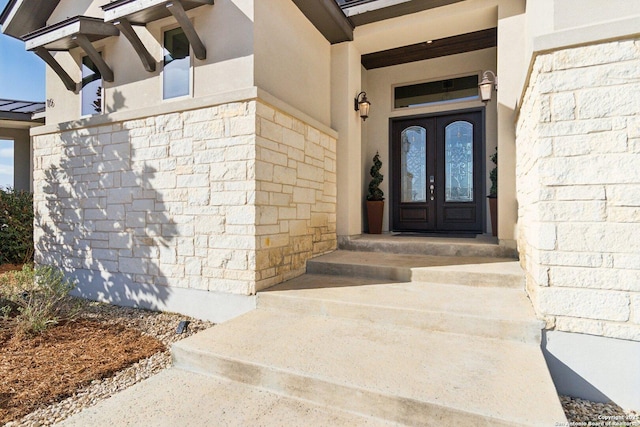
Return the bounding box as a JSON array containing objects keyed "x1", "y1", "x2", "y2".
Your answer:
[
  {"x1": 355, "y1": 91, "x2": 371, "y2": 121},
  {"x1": 359, "y1": 99, "x2": 370, "y2": 120},
  {"x1": 479, "y1": 79, "x2": 493, "y2": 102}
]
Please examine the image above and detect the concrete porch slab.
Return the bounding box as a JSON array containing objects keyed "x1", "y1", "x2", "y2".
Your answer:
[
  {"x1": 259, "y1": 274, "x2": 543, "y2": 342},
  {"x1": 172, "y1": 310, "x2": 566, "y2": 426},
  {"x1": 339, "y1": 234, "x2": 518, "y2": 258},
  {"x1": 307, "y1": 250, "x2": 523, "y2": 287},
  {"x1": 57, "y1": 368, "x2": 393, "y2": 426}
]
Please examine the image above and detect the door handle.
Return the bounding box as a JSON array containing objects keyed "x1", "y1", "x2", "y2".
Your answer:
[{"x1": 429, "y1": 175, "x2": 435, "y2": 201}]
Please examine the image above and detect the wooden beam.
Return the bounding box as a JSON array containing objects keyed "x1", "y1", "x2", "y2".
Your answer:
[
  {"x1": 166, "y1": 0, "x2": 206, "y2": 60},
  {"x1": 32, "y1": 47, "x2": 77, "y2": 92},
  {"x1": 73, "y1": 34, "x2": 115, "y2": 82},
  {"x1": 361, "y1": 28, "x2": 497, "y2": 70},
  {"x1": 114, "y1": 18, "x2": 156, "y2": 72}
]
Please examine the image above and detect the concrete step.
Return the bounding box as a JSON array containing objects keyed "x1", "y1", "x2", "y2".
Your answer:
[
  {"x1": 258, "y1": 274, "x2": 544, "y2": 343},
  {"x1": 307, "y1": 250, "x2": 524, "y2": 288},
  {"x1": 339, "y1": 234, "x2": 518, "y2": 258},
  {"x1": 58, "y1": 368, "x2": 394, "y2": 426},
  {"x1": 172, "y1": 310, "x2": 566, "y2": 427}
]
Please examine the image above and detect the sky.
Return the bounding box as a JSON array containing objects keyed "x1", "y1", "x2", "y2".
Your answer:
[{"x1": 0, "y1": 0, "x2": 46, "y2": 188}]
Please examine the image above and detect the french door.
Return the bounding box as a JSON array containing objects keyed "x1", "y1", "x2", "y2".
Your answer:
[{"x1": 391, "y1": 110, "x2": 484, "y2": 233}]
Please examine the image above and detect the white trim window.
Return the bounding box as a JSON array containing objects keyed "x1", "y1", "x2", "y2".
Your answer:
[
  {"x1": 81, "y1": 55, "x2": 102, "y2": 116},
  {"x1": 163, "y1": 27, "x2": 190, "y2": 99}
]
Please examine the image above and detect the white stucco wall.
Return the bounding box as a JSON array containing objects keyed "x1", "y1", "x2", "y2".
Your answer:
[
  {"x1": 43, "y1": 0, "x2": 332, "y2": 129},
  {"x1": 553, "y1": 0, "x2": 639, "y2": 32},
  {"x1": 253, "y1": 0, "x2": 331, "y2": 127},
  {"x1": 353, "y1": 0, "x2": 500, "y2": 55},
  {"x1": 496, "y1": 12, "x2": 526, "y2": 243},
  {"x1": 44, "y1": 0, "x2": 255, "y2": 125},
  {"x1": 331, "y1": 42, "x2": 364, "y2": 237}
]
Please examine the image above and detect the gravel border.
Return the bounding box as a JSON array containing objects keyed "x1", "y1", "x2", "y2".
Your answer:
[
  {"x1": 6, "y1": 299, "x2": 213, "y2": 427},
  {"x1": 5, "y1": 300, "x2": 638, "y2": 426},
  {"x1": 561, "y1": 395, "x2": 639, "y2": 426}
]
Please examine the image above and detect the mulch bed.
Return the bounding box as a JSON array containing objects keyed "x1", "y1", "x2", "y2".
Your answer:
[
  {"x1": 0, "y1": 319, "x2": 165, "y2": 425},
  {"x1": 0, "y1": 264, "x2": 22, "y2": 275}
]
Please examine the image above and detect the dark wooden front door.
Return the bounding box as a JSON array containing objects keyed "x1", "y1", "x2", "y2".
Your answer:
[{"x1": 391, "y1": 111, "x2": 484, "y2": 233}]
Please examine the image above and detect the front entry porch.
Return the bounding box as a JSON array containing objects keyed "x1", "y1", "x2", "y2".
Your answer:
[{"x1": 168, "y1": 233, "x2": 565, "y2": 426}]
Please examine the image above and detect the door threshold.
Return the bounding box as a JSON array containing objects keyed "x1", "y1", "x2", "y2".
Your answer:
[{"x1": 390, "y1": 232, "x2": 483, "y2": 238}]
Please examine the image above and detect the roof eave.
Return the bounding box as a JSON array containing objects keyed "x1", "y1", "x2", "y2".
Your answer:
[
  {"x1": 293, "y1": 0, "x2": 354, "y2": 44},
  {"x1": 0, "y1": 0, "x2": 17, "y2": 26},
  {"x1": 0, "y1": 0, "x2": 62, "y2": 39},
  {"x1": 341, "y1": 0, "x2": 466, "y2": 26}
]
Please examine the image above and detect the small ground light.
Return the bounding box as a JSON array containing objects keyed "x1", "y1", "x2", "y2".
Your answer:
[{"x1": 176, "y1": 320, "x2": 190, "y2": 334}]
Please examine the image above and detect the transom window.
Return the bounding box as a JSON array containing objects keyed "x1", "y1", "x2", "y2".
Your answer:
[
  {"x1": 394, "y1": 75, "x2": 479, "y2": 109},
  {"x1": 163, "y1": 27, "x2": 190, "y2": 100}
]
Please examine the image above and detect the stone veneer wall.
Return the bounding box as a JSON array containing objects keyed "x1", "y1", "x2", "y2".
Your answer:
[
  {"x1": 33, "y1": 99, "x2": 336, "y2": 306},
  {"x1": 516, "y1": 38, "x2": 640, "y2": 341},
  {"x1": 254, "y1": 103, "x2": 337, "y2": 291}
]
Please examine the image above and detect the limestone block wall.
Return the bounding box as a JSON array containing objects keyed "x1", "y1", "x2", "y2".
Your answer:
[
  {"x1": 516, "y1": 38, "x2": 640, "y2": 341},
  {"x1": 33, "y1": 98, "x2": 336, "y2": 305},
  {"x1": 254, "y1": 102, "x2": 337, "y2": 291}
]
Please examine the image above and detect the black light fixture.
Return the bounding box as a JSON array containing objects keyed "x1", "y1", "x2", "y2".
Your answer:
[
  {"x1": 176, "y1": 320, "x2": 190, "y2": 334},
  {"x1": 354, "y1": 91, "x2": 371, "y2": 121},
  {"x1": 479, "y1": 70, "x2": 497, "y2": 102}
]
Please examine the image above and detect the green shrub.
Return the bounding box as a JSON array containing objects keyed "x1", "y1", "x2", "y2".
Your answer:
[
  {"x1": 0, "y1": 264, "x2": 80, "y2": 335},
  {"x1": 489, "y1": 147, "x2": 498, "y2": 197},
  {"x1": 0, "y1": 188, "x2": 34, "y2": 265},
  {"x1": 367, "y1": 152, "x2": 384, "y2": 201}
]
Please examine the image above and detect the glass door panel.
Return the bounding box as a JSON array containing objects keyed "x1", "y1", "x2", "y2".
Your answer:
[
  {"x1": 445, "y1": 121, "x2": 474, "y2": 202},
  {"x1": 400, "y1": 126, "x2": 427, "y2": 203}
]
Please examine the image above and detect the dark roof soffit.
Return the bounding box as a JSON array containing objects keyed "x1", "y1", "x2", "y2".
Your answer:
[
  {"x1": 102, "y1": 0, "x2": 214, "y2": 25},
  {"x1": 22, "y1": 16, "x2": 107, "y2": 41},
  {"x1": 293, "y1": 0, "x2": 353, "y2": 44},
  {"x1": 22, "y1": 16, "x2": 119, "y2": 51},
  {"x1": 0, "y1": 111, "x2": 45, "y2": 122},
  {"x1": 0, "y1": 0, "x2": 17, "y2": 25},
  {"x1": 342, "y1": 0, "x2": 466, "y2": 26},
  {"x1": 102, "y1": 0, "x2": 139, "y2": 11},
  {"x1": 0, "y1": 0, "x2": 62, "y2": 39},
  {"x1": 361, "y1": 27, "x2": 497, "y2": 69}
]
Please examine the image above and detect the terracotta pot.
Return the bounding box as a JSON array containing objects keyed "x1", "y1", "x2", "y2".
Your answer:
[
  {"x1": 488, "y1": 196, "x2": 497, "y2": 237},
  {"x1": 366, "y1": 200, "x2": 384, "y2": 234}
]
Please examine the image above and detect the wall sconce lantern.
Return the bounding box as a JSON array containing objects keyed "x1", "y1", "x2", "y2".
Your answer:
[
  {"x1": 354, "y1": 91, "x2": 371, "y2": 121},
  {"x1": 479, "y1": 71, "x2": 498, "y2": 102}
]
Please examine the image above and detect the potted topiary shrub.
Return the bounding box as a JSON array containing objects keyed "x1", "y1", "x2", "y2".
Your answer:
[
  {"x1": 366, "y1": 151, "x2": 384, "y2": 234},
  {"x1": 488, "y1": 147, "x2": 497, "y2": 236}
]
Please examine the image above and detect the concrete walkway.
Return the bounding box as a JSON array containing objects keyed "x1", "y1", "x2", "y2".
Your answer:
[
  {"x1": 58, "y1": 245, "x2": 566, "y2": 426},
  {"x1": 58, "y1": 369, "x2": 390, "y2": 427}
]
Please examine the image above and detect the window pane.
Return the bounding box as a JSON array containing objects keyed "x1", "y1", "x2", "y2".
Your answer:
[
  {"x1": 395, "y1": 75, "x2": 479, "y2": 108},
  {"x1": 400, "y1": 126, "x2": 427, "y2": 203},
  {"x1": 81, "y1": 56, "x2": 102, "y2": 116},
  {"x1": 0, "y1": 139, "x2": 14, "y2": 189},
  {"x1": 163, "y1": 27, "x2": 190, "y2": 99},
  {"x1": 445, "y1": 121, "x2": 474, "y2": 202}
]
